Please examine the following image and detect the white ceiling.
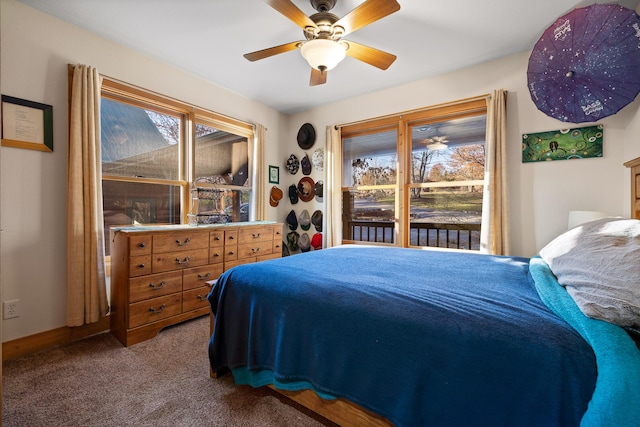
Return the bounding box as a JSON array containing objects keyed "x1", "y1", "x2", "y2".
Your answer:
[{"x1": 17, "y1": 0, "x2": 640, "y2": 115}]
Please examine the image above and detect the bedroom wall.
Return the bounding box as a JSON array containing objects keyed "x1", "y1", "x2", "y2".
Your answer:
[
  {"x1": 0, "y1": 0, "x2": 286, "y2": 341},
  {"x1": 2, "y1": 0, "x2": 639, "y2": 343},
  {"x1": 287, "y1": 52, "x2": 639, "y2": 258}
]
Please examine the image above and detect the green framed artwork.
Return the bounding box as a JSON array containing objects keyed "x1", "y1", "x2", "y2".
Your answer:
[{"x1": 522, "y1": 125, "x2": 603, "y2": 163}]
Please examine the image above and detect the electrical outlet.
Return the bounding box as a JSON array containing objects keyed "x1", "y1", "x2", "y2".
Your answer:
[{"x1": 3, "y1": 299, "x2": 20, "y2": 319}]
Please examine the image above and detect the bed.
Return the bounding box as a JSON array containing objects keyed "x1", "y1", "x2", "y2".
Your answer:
[
  {"x1": 208, "y1": 158, "x2": 640, "y2": 427},
  {"x1": 208, "y1": 243, "x2": 639, "y2": 425}
]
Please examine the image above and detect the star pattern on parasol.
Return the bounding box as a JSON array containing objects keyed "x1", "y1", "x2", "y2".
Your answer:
[{"x1": 527, "y1": 3, "x2": 640, "y2": 123}]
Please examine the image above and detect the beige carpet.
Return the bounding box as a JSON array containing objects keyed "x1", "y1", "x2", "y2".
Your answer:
[{"x1": 2, "y1": 316, "x2": 336, "y2": 427}]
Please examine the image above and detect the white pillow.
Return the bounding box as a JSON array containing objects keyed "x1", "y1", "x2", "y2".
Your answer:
[{"x1": 539, "y1": 217, "x2": 640, "y2": 328}]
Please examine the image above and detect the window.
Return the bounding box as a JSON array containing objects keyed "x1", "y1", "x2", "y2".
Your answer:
[
  {"x1": 341, "y1": 97, "x2": 487, "y2": 250},
  {"x1": 342, "y1": 127, "x2": 398, "y2": 244},
  {"x1": 100, "y1": 79, "x2": 254, "y2": 255}
]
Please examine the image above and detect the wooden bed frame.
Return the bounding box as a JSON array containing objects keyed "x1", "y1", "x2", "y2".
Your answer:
[
  {"x1": 209, "y1": 156, "x2": 640, "y2": 426},
  {"x1": 624, "y1": 156, "x2": 640, "y2": 220}
]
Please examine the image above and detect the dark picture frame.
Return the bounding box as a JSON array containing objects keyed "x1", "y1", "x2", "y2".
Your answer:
[
  {"x1": 1, "y1": 95, "x2": 53, "y2": 152},
  {"x1": 269, "y1": 165, "x2": 280, "y2": 184}
]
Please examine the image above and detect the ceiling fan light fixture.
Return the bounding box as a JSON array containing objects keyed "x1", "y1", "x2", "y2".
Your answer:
[
  {"x1": 425, "y1": 140, "x2": 448, "y2": 151},
  {"x1": 424, "y1": 135, "x2": 449, "y2": 151},
  {"x1": 300, "y1": 39, "x2": 347, "y2": 72}
]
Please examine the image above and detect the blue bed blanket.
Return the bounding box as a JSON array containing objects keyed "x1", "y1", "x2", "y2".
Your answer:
[{"x1": 207, "y1": 246, "x2": 636, "y2": 427}]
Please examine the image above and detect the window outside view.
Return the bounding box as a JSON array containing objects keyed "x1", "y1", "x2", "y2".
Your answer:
[
  {"x1": 101, "y1": 97, "x2": 251, "y2": 255},
  {"x1": 101, "y1": 98, "x2": 183, "y2": 257},
  {"x1": 342, "y1": 115, "x2": 486, "y2": 250},
  {"x1": 191, "y1": 121, "x2": 250, "y2": 225}
]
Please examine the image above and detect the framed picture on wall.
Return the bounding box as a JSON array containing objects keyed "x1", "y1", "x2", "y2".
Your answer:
[
  {"x1": 522, "y1": 125, "x2": 603, "y2": 163},
  {"x1": 269, "y1": 165, "x2": 279, "y2": 184},
  {"x1": 1, "y1": 95, "x2": 53, "y2": 152}
]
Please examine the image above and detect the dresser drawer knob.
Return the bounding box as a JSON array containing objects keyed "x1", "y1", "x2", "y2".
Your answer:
[
  {"x1": 252, "y1": 233, "x2": 261, "y2": 238},
  {"x1": 214, "y1": 236, "x2": 221, "y2": 241},
  {"x1": 251, "y1": 247, "x2": 261, "y2": 253},
  {"x1": 149, "y1": 304, "x2": 166, "y2": 314},
  {"x1": 138, "y1": 242, "x2": 146, "y2": 248},
  {"x1": 212, "y1": 252, "x2": 221, "y2": 258},
  {"x1": 197, "y1": 272, "x2": 211, "y2": 280},
  {"x1": 175, "y1": 237, "x2": 191, "y2": 246},
  {"x1": 175, "y1": 256, "x2": 191, "y2": 265},
  {"x1": 137, "y1": 263, "x2": 146, "y2": 269},
  {"x1": 197, "y1": 294, "x2": 205, "y2": 301},
  {"x1": 149, "y1": 281, "x2": 166, "y2": 290}
]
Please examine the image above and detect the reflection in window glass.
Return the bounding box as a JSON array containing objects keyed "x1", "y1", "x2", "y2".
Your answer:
[
  {"x1": 193, "y1": 122, "x2": 251, "y2": 223},
  {"x1": 407, "y1": 115, "x2": 486, "y2": 250},
  {"x1": 340, "y1": 102, "x2": 488, "y2": 250},
  {"x1": 102, "y1": 181, "x2": 181, "y2": 255},
  {"x1": 410, "y1": 115, "x2": 486, "y2": 185},
  {"x1": 194, "y1": 122, "x2": 249, "y2": 186},
  {"x1": 342, "y1": 130, "x2": 397, "y2": 187},
  {"x1": 342, "y1": 129, "x2": 397, "y2": 244},
  {"x1": 101, "y1": 98, "x2": 180, "y2": 180},
  {"x1": 342, "y1": 189, "x2": 396, "y2": 244}
]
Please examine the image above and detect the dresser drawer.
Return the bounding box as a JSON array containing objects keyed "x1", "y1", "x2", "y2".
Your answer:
[
  {"x1": 224, "y1": 245, "x2": 238, "y2": 262},
  {"x1": 210, "y1": 230, "x2": 225, "y2": 247},
  {"x1": 153, "y1": 232, "x2": 209, "y2": 253},
  {"x1": 129, "y1": 255, "x2": 152, "y2": 277},
  {"x1": 152, "y1": 248, "x2": 209, "y2": 273},
  {"x1": 129, "y1": 235, "x2": 152, "y2": 256},
  {"x1": 128, "y1": 293, "x2": 182, "y2": 328},
  {"x1": 225, "y1": 230, "x2": 238, "y2": 245},
  {"x1": 237, "y1": 241, "x2": 273, "y2": 259},
  {"x1": 239, "y1": 226, "x2": 274, "y2": 243},
  {"x1": 129, "y1": 271, "x2": 182, "y2": 303},
  {"x1": 272, "y1": 226, "x2": 283, "y2": 241},
  {"x1": 183, "y1": 264, "x2": 223, "y2": 291},
  {"x1": 182, "y1": 286, "x2": 211, "y2": 312},
  {"x1": 209, "y1": 246, "x2": 225, "y2": 264}
]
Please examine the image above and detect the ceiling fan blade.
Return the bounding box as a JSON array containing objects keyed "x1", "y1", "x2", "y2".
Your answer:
[
  {"x1": 334, "y1": 0, "x2": 400, "y2": 36},
  {"x1": 344, "y1": 41, "x2": 396, "y2": 70},
  {"x1": 310, "y1": 68, "x2": 327, "y2": 86},
  {"x1": 266, "y1": 0, "x2": 318, "y2": 30},
  {"x1": 243, "y1": 41, "x2": 302, "y2": 62}
]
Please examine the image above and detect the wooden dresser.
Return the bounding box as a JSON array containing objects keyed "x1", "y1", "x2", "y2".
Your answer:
[
  {"x1": 624, "y1": 156, "x2": 640, "y2": 219},
  {"x1": 110, "y1": 222, "x2": 283, "y2": 346}
]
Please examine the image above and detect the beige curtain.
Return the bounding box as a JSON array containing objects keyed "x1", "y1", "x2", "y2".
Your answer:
[
  {"x1": 326, "y1": 125, "x2": 342, "y2": 247},
  {"x1": 480, "y1": 89, "x2": 510, "y2": 255},
  {"x1": 66, "y1": 64, "x2": 109, "y2": 327},
  {"x1": 253, "y1": 124, "x2": 266, "y2": 220}
]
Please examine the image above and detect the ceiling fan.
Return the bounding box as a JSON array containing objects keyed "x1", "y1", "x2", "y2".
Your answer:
[
  {"x1": 243, "y1": 0, "x2": 401, "y2": 86},
  {"x1": 424, "y1": 136, "x2": 449, "y2": 151}
]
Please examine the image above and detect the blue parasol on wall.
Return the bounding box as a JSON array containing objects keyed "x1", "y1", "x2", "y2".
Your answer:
[{"x1": 527, "y1": 3, "x2": 640, "y2": 123}]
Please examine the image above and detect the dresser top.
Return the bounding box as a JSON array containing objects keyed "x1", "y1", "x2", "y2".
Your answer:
[{"x1": 111, "y1": 221, "x2": 280, "y2": 234}]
